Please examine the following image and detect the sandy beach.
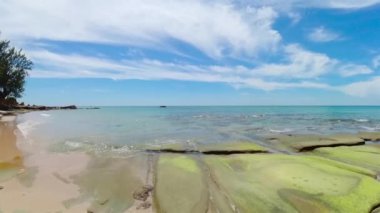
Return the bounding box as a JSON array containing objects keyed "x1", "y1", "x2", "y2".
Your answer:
[
  {"x1": 0, "y1": 114, "x2": 156, "y2": 213},
  {"x1": 0, "y1": 115, "x2": 91, "y2": 212},
  {"x1": 1, "y1": 110, "x2": 380, "y2": 212}
]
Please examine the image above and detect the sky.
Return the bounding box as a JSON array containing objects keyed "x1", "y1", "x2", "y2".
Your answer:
[{"x1": 1, "y1": 0, "x2": 380, "y2": 106}]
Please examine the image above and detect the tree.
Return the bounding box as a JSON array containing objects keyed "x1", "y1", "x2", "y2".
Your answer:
[{"x1": 0, "y1": 38, "x2": 32, "y2": 100}]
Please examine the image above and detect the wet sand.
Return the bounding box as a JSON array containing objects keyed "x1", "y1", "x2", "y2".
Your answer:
[
  {"x1": 0, "y1": 116, "x2": 154, "y2": 212},
  {"x1": 0, "y1": 116, "x2": 91, "y2": 212}
]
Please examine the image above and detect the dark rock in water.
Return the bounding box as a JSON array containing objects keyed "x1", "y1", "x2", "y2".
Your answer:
[
  {"x1": 133, "y1": 185, "x2": 153, "y2": 201},
  {"x1": 137, "y1": 201, "x2": 152, "y2": 210},
  {"x1": 84, "y1": 107, "x2": 100, "y2": 110},
  {"x1": 0, "y1": 186, "x2": 3, "y2": 190},
  {"x1": 159, "y1": 105, "x2": 167, "y2": 108},
  {"x1": 60, "y1": 105, "x2": 77, "y2": 110}
]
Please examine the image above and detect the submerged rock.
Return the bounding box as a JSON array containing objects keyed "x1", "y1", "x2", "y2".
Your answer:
[
  {"x1": 133, "y1": 185, "x2": 153, "y2": 201},
  {"x1": 136, "y1": 201, "x2": 152, "y2": 210},
  {"x1": 358, "y1": 132, "x2": 380, "y2": 141},
  {"x1": 66, "y1": 155, "x2": 151, "y2": 213}
]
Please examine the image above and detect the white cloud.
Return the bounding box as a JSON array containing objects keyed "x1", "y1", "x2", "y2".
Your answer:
[
  {"x1": 338, "y1": 64, "x2": 373, "y2": 77},
  {"x1": 27, "y1": 49, "x2": 333, "y2": 91},
  {"x1": 237, "y1": 0, "x2": 380, "y2": 10},
  {"x1": 373, "y1": 55, "x2": 380, "y2": 68},
  {"x1": 0, "y1": 0, "x2": 280, "y2": 59},
  {"x1": 341, "y1": 77, "x2": 380, "y2": 97},
  {"x1": 252, "y1": 44, "x2": 338, "y2": 78},
  {"x1": 288, "y1": 12, "x2": 302, "y2": 24},
  {"x1": 308, "y1": 27, "x2": 340, "y2": 42},
  {"x1": 26, "y1": 44, "x2": 373, "y2": 92}
]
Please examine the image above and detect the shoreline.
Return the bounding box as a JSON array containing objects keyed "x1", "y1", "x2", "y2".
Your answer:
[
  {"x1": 0, "y1": 114, "x2": 92, "y2": 212},
  {"x1": 1, "y1": 112, "x2": 380, "y2": 212}
]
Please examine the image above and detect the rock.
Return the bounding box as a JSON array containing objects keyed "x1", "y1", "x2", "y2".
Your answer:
[
  {"x1": 372, "y1": 206, "x2": 380, "y2": 213},
  {"x1": 267, "y1": 134, "x2": 364, "y2": 152},
  {"x1": 145, "y1": 143, "x2": 197, "y2": 153},
  {"x1": 60, "y1": 105, "x2": 77, "y2": 110},
  {"x1": 313, "y1": 144, "x2": 380, "y2": 176},
  {"x1": 0, "y1": 186, "x2": 3, "y2": 190},
  {"x1": 98, "y1": 199, "x2": 109, "y2": 205},
  {"x1": 84, "y1": 107, "x2": 100, "y2": 110},
  {"x1": 136, "y1": 201, "x2": 152, "y2": 210},
  {"x1": 358, "y1": 132, "x2": 380, "y2": 141},
  {"x1": 155, "y1": 154, "x2": 208, "y2": 213},
  {"x1": 204, "y1": 154, "x2": 380, "y2": 212},
  {"x1": 146, "y1": 141, "x2": 269, "y2": 155},
  {"x1": 133, "y1": 185, "x2": 153, "y2": 201},
  {"x1": 198, "y1": 141, "x2": 269, "y2": 154}
]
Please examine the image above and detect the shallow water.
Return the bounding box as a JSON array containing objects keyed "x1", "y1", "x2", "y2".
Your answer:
[{"x1": 17, "y1": 106, "x2": 380, "y2": 152}]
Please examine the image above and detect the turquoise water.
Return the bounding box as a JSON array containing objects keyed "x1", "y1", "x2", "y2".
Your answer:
[{"x1": 17, "y1": 106, "x2": 380, "y2": 151}]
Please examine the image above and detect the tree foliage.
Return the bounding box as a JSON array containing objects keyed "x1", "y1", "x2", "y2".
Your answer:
[{"x1": 0, "y1": 38, "x2": 32, "y2": 100}]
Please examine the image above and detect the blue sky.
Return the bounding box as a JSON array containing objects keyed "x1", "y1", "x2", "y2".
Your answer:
[{"x1": 1, "y1": 0, "x2": 380, "y2": 105}]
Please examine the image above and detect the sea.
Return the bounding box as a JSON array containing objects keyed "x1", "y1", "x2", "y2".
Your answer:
[{"x1": 16, "y1": 106, "x2": 380, "y2": 153}]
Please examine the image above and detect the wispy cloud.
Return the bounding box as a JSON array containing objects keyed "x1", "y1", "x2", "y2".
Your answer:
[
  {"x1": 373, "y1": 55, "x2": 380, "y2": 68},
  {"x1": 338, "y1": 64, "x2": 373, "y2": 77},
  {"x1": 0, "y1": 0, "x2": 281, "y2": 59},
  {"x1": 237, "y1": 0, "x2": 380, "y2": 10},
  {"x1": 308, "y1": 26, "x2": 340, "y2": 42},
  {"x1": 250, "y1": 44, "x2": 372, "y2": 78},
  {"x1": 341, "y1": 77, "x2": 380, "y2": 97},
  {"x1": 27, "y1": 49, "x2": 334, "y2": 91}
]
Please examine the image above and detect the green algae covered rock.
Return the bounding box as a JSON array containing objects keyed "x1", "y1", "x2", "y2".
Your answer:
[
  {"x1": 154, "y1": 154, "x2": 208, "y2": 213},
  {"x1": 204, "y1": 154, "x2": 380, "y2": 213},
  {"x1": 198, "y1": 141, "x2": 269, "y2": 154},
  {"x1": 313, "y1": 144, "x2": 380, "y2": 176},
  {"x1": 267, "y1": 134, "x2": 364, "y2": 152}
]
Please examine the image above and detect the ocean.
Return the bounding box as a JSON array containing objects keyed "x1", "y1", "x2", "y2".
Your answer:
[{"x1": 16, "y1": 106, "x2": 380, "y2": 152}]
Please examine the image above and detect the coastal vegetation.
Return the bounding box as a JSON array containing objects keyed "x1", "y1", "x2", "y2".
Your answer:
[{"x1": 0, "y1": 38, "x2": 32, "y2": 102}]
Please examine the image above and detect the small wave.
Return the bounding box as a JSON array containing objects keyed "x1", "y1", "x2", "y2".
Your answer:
[
  {"x1": 64, "y1": 140, "x2": 83, "y2": 148},
  {"x1": 111, "y1": 145, "x2": 131, "y2": 153},
  {"x1": 355, "y1": 119, "x2": 369, "y2": 123},
  {"x1": 17, "y1": 120, "x2": 41, "y2": 137},
  {"x1": 40, "y1": 113, "x2": 51, "y2": 117},
  {"x1": 360, "y1": 126, "x2": 380, "y2": 131},
  {"x1": 269, "y1": 128, "x2": 293, "y2": 133}
]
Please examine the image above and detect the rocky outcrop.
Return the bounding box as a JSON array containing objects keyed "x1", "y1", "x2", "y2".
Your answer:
[
  {"x1": 146, "y1": 141, "x2": 270, "y2": 155},
  {"x1": 0, "y1": 98, "x2": 78, "y2": 111},
  {"x1": 267, "y1": 134, "x2": 365, "y2": 152}
]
